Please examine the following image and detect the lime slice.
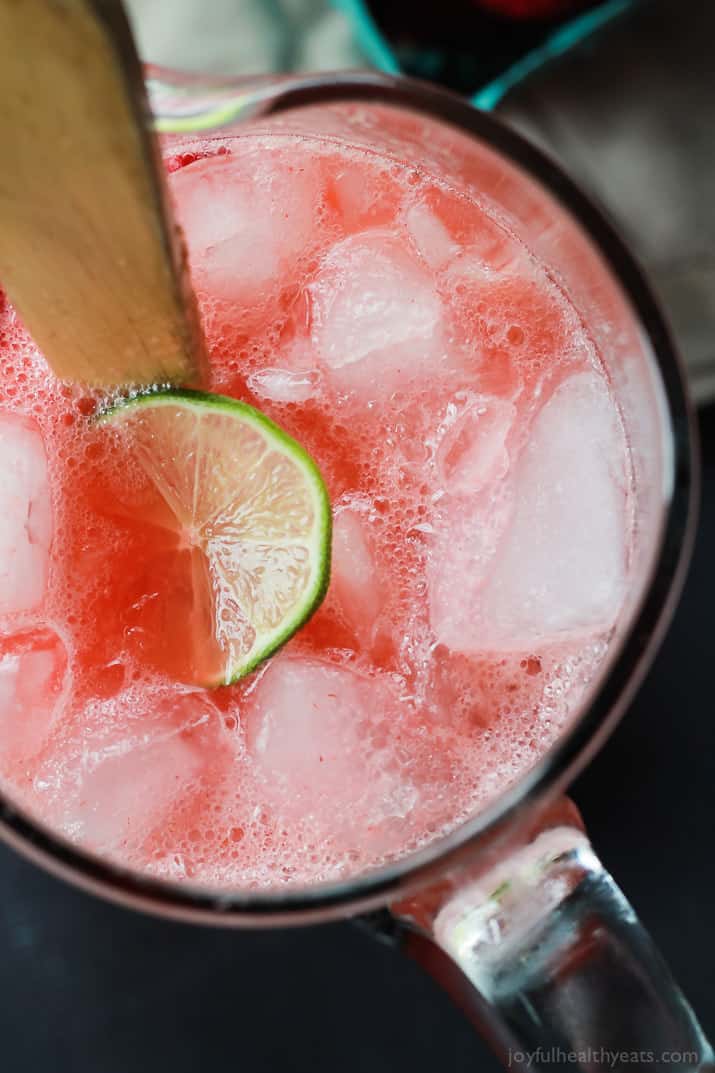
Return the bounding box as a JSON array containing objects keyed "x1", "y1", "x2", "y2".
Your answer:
[{"x1": 100, "y1": 389, "x2": 331, "y2": 686}]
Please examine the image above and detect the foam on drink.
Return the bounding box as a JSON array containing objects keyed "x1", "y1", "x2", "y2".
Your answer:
[{"x1": 0, "y1": 114, "x2": 632, "y2": 888}]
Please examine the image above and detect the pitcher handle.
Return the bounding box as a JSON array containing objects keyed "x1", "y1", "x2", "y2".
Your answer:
[{"x1": 390, "y1": 804, "x2": 713, "y2": 1073}]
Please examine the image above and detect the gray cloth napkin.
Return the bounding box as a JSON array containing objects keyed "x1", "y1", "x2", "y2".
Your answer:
[{"x1": 494, "y1": 0, "x2": 715, "y2": 404}]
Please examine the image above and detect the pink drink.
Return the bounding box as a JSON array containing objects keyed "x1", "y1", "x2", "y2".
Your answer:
[{"x1": 0, "y1": 103, "x2": 632, "y2": 888}]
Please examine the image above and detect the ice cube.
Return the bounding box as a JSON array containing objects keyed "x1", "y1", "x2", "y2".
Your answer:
[
  {"x1": 328, "y1": 163, "x2": 401, "y2": 231},
  {"x1": 405, "y1": 200, "x2": 459, "y2": 269},
  {"x1": 247, "y1": 367, "x2": 317, "y2": 404},
  {"x1": 430, "y1": 371, "x2": 628, "y2": 652},
  {"x1": 0, "y1": 629, "x2": 67, "y2": 767},
  {"x1": 58, "y1": 690, "x2": 227, "y2": 853},
  {"x1": 247, "y1": 342, "x2": 319, "y2": 404},
  {"x1": 481, "y1": 372, "x2": 628, "y2": 644},
  {"x1": 436, "y1": 396, "x2": 515, "y2": 494},
  {"x1": 309, "y1": 230, "x2": 445, "y2": 393},
  {"x1": 449, "y1": 222, "x2": 528, "y2": 278},
  {"x1": 428, "y1": 483, "x2": 515, "y2": 652},
  {"x1": 76, "y1": 734, "x2": 202, "y2": 852},
  {"x1": 169, "y1": 152, "x2": 317, "y2": 307},
  {"x1": 246, "y1": 657, "x2": 416, "y2": 826},
  {"x1": 331, "y1": 501, "x2": 381, "y2": 642},
  {"x1": 0, "y1": 415, "x2": 52, "y2": 615},
  {"x1": 330, "y1": 165, "x2": 367, "y2": 227}
]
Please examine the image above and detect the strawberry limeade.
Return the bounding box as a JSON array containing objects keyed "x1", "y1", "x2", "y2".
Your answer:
[{"x1": 0, "y1": 103, "x2": 632, "y2": 888}]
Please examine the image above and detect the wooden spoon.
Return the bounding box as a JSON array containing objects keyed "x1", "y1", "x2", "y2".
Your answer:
[{"x1": 0, "y1": 0, "x2": 206, "y2": 387}]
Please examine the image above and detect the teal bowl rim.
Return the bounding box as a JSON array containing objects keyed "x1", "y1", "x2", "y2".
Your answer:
[{"x1": 333, "y1": 0, "x2": 635, "y2": 109}]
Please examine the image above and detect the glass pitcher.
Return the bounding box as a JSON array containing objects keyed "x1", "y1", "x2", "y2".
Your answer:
[{"x1": 1, "y1": 67, "x2": 710, "y2": 1073}]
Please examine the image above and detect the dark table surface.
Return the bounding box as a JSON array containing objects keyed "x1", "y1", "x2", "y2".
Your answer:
[{"x1": 1, "y1": 405, "x2": 713, "y2": 1073}]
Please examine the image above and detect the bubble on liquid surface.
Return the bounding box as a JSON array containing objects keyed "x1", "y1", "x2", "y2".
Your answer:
[
  {"x1": 430, "y1": 371, "x2": 629, "y2": 652},
  {"x1": 0, "y1": 414, "x2": 52, "y2": 614},
  {"x1": 308, "y1": 229, "x2": 445, "y2": 393}
]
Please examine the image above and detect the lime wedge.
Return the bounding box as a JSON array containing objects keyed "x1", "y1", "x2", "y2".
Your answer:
[{"x1": 100, "y1": 389, "x2": 331, "y2": 686}]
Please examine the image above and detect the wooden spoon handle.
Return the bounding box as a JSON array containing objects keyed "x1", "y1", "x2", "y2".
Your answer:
[{"x1": 0, "y1": 0, "x2": 206, "y2": 387}]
